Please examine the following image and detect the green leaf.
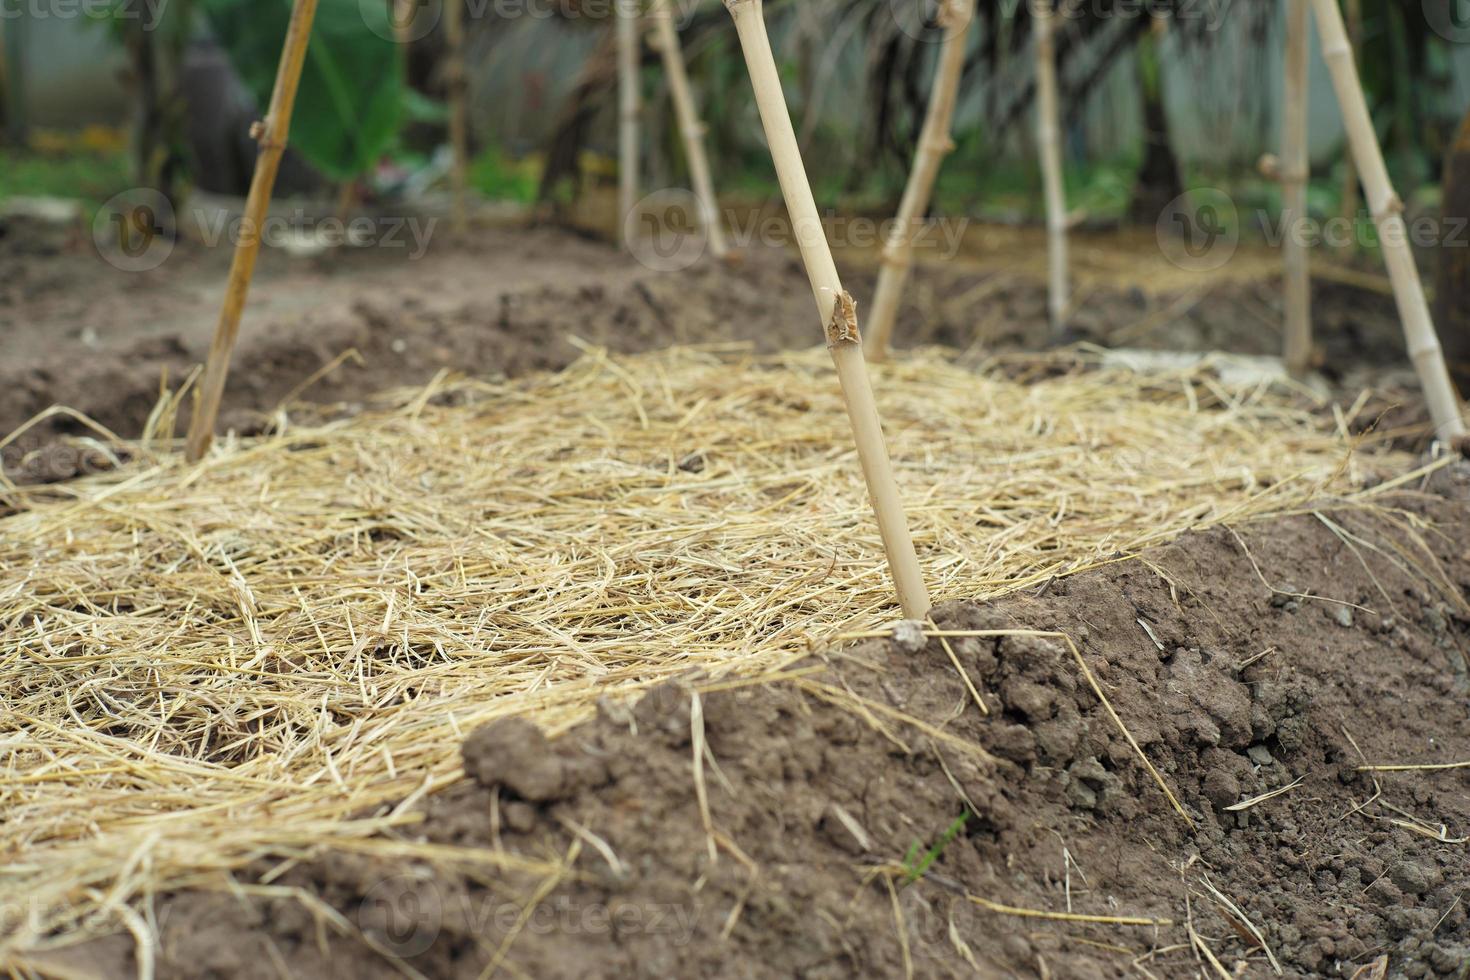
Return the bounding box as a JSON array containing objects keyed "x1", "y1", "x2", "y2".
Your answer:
[{"x1": 201, "y1": 0, "x2": 403, "y2": 180}]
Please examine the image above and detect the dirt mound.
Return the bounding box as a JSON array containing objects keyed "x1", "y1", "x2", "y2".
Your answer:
[{"x1": 65, "y1": 491, "x2": 1470, "y2": 979}]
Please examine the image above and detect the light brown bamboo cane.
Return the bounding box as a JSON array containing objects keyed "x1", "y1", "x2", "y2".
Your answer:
[
  {"x1": 1337, "y1": 0, "x2": 1361, "y2": 230},
  {"x1": 1034, "y1": 0, "x2": 1069, "y2": 336},
  {"x1": 185, "y1": 0, "x2": 319, "y2": 463},
  {"x1": 863, "y1": 0, "x2": 973, "y2": 362},
  {"x1": 1311, "y1": 0, "x2": 1466, "y2": 442},
  {"x1": 445, "y1": 0, "x2": 470, "y2": 234},
  {"x1": 1281, "y1": 0, "x2": 1311, "y2": 374},
  {"x1": 616, "y1": 0, "x2": 640, "y2": 244},
  {"x1": 650, "y1": 0, "x2": 728, "y2": 258},
  {"x1": 725, "y1": 0, "x2": 930, "y2": 619}
]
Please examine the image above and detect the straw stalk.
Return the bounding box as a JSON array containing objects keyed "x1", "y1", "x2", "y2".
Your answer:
[
  {"x1": 724, "y1": 0, "x2": 930, "y2": 619},
  {"x1": 185, "y1": 0, "x2": 320, "y2": 462},
  {"x1": 864, "y1": 0, "x2": 974, "y2": 362},
  {"x1": 1310, "y1": 0, "x2": 1466, "y2": 442}
]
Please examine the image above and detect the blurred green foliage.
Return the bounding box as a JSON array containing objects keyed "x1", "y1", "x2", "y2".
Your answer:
[{"x1": 201, "y1": 0, "x2": 403, "y2": 180}]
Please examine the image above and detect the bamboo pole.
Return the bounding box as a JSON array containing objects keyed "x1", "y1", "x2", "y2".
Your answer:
[
  {"x1": 445, "y1": 0, "x2": 470, "y2": 234},
  {"x1": 616, "y1": 0, "x2": 640, "y2": 244},
  {"x1": 1281, "y1": 0, "x2": 1311, "y2": 374},
  {"x1": 1311, "y1": 0, "x2": 1466, "y2": 443},
  {"x1": 185, "y1": 0, "x2": 319, "y2": 463},
  {"x1": 724, "y1": 0, "x2": 931, "y2": 619},
  {"x1": 1034, "y1": 0, "x2": 1069, "y2": 336},
  {"x1": 863, "y1": 0, "x2": 973, "y2": 362},
  {"x1": 1336, "y1": 0, "x2": 1360, "y2": 230},
  {"x1": 650, "y1": 0, "x2": 728, "y2": 258}
]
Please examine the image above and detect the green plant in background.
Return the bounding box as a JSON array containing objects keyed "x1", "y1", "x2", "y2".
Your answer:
[
  {"x1": 469, "y1": 148, "x2": 540, "y2": 204},
  {"x1": 202, "y1": 0, "x2": 403, "y2": 182},
  {"x1": 0, "y1": 142, "x2": 130, "y2": 216}
]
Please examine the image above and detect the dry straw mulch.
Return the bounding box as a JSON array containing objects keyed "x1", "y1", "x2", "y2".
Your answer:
[{"x1": 0, "y1": 344, "x2": 1429, "y2": 959}]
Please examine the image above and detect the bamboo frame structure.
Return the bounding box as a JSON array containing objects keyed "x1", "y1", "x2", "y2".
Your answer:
[
  {"x1": 1281, "y1": 0, "x2": 1311, "y2": 374},
  {"x1": 649, "y1": 0, "x2": 728, "y2": 258},
  {"x1": 863, "y1": 0, "x2": 973, "y2": 362},
  {"x1": 724, "y1": 0, "x2": 931, "y2": 619},
  {"x1": 1310, "y1": 0, "x2": 1466, "y2": 442},
  {"x1": 616, "y1": 0, "x2": 641, "y2": 243},
  {"x1": 445, "y1": 0, "x2": 470, "y2": 234},
  {"x1": 185, "y1": 0, "x2": 319, "y2": 462},
  {"x1": 1034, "y1": 0, "x2": 1069, "y2": 336}
]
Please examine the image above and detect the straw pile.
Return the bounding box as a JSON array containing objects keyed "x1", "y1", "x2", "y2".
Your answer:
[{"x1": 0, "y1": 343, "x2": 1422, "y2": 957}]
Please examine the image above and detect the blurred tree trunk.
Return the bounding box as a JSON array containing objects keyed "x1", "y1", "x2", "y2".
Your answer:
[
  {"x1": 1128, "y1": 20, "x2": 1183, "y2": 225},
  {"x1": 1436, "y1": 105, "x2": 1470, "y2": 395}
]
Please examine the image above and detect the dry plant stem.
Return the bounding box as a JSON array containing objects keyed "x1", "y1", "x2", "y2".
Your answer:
[
  {"x1": 1281, "y1": 0, "x2": 1311, "y2": 374},
  {"x1": 1311, "y1": 0, "x2": 1467, "y2": 441},
  {"x1": 616, "y1": 0, "x2": 640, "y2": 242},
  {"x1": 651, "y1": 0, "x2": 728, "y2": 257},
  {"x1": 445, "y1": 0, "x2": 470, "y2": 234},
  {"x1": 1034, "y1": 0, "x2": 1069, "y2": 335},
  {"x1": 863, "y1": 0, "x2": 973, "y2": 362},
  {"x1": 725, "y1": 0, "x2": 930, "y2": 619},
  {"x1": 185, "y1": 0, "x2": 319, "y2": 463}
]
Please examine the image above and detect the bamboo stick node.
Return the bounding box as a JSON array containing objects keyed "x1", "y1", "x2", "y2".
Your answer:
[{"x1": 825, "y1": 291, "x2": 861, "y2": 347}]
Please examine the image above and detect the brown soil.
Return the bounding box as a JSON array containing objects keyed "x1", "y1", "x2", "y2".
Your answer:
[
  {"x1": 0, "y1": 219, "x2": 1423, "y2": 484},
  {"x1": 63, "y1": 487, "x2": 1470, "y2": 979}
]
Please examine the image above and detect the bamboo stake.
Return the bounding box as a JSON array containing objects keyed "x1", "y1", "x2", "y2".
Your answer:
[
  {"x1": 1281, "y1": 0, "x2": 1311, "y2": 374},
  {"x1": 445, "y1": 0, "x2": 470, "y2": 234},
  {"x1": 863, "y1": 0, "x2": 973, "y2": 362},
  {"x1": 724, "y1": 0, "x2": 931, "y2": 619},
  {"x1": 650, "y1": 0, "x2": 728, "y2": 258},
  {"x1": 616, "y1": 0, "x2": 640, "y2": 244},
  {"x1": 185, "y1": 0, "x2": 319, "y2": 463},
  {"x1": 1310, "y1": 0, "x2": 1467, "y2": 443},
  {"x1": 1336, "y1": 0, "x2": 1361, "y2": 230},
  {"x1": 1034, "y1": 0, "x2": 1069, "y2": 336}
]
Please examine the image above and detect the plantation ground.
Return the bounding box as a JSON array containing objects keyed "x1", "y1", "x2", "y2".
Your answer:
[
  {"x1": 0, "y1": 218, "x2": 1434, "y2": 482},
  {"x1": 2, "y1": 220, "x2": 1468, "y2": 978}
]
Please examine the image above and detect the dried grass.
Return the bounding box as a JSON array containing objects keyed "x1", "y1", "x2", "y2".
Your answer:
[{"x1": 0, "y1": 342, "x2": 1424, "y2": 955}]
